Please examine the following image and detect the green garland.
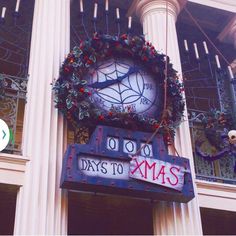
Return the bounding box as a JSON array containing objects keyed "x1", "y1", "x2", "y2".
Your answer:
[
  {"x1": 201, "y1": 109, "x2": 235, "y2": 149},
  {"x1": 53, "y1": 33, "x2": 185, "y2": 139}
]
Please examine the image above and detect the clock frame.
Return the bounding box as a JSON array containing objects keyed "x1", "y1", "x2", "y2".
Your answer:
[
  {"x1": 87, "y1": 57, "x2": 162, "y2": 121},
  {"x1": 53, "y1": 33, "x2": 184, "y2": 135}
]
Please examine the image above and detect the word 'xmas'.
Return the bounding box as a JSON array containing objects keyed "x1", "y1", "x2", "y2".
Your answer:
[{"x1": 129, "y1": 156, "x2": 186, "y2": 191}]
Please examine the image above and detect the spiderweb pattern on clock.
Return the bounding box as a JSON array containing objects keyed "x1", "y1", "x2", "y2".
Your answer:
[{"x1": 88, "y1": 57, "x2": 159, "y2": 119}]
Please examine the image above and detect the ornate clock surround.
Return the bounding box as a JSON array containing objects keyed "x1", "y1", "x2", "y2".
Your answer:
[{"x1": 53, "y1": 33, "x2": 185, "y2": 138}]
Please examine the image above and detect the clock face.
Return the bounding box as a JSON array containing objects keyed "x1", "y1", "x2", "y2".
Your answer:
[{"x1": 87, "y1": 58, "x2": 161, "y2": 118}]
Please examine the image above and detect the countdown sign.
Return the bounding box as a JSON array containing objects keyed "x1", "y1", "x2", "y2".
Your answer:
[{"x1": 61, "y1": 126, "x2": 195, "y2": 203}]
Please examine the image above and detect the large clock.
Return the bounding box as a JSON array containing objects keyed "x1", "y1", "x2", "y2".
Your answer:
[
  {"x1": 87, "y1": 57, "x2": 162, "y2": 120},
  {"x1": 53, "y1": 34, "x2": 184, "y2": 134}
]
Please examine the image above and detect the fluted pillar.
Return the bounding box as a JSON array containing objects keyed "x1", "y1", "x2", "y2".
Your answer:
[
  {"x1": 134, "y1": 0, "x2": 203, "y2": 234},
  {"x1": 14, "y1": 0, "x2": 70, "y2": 234}
]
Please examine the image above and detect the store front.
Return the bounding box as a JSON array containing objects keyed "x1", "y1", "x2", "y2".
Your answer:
[
  {"x1": 0, "y1": 184, "x2": 17, "y2": 235},
  {"x1": 68, "y1": 192, "x2": 153, "y2": 235},
  {"x1": 200, "y1": 208, "x2": 236, "y2": 235}
]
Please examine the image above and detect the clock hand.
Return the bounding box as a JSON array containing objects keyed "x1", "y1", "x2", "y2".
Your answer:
[
  {"x1": 89, "y1": 79, "x2": 121, "y2": 89},
  {"x1": 89, "y1": 66, "x2": 139, "y2": 89}
]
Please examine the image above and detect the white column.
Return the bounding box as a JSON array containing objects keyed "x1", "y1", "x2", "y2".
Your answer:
[
  {"x1": 14, "y1": 0, "x2": 70, "y2": 234},
  {"x1": 135, "y1": 0, "x2": 203, "y2": 234}
]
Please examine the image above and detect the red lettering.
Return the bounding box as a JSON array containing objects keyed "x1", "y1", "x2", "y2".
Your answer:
[
  {"x1": 131, "y1": 158, "x2": 145, "y2": 177},
  {"x1": 167, "y1": 166, "x2": 180, "y2": 186},
  {"x1": 144, "y1": 160, "x2": 156, "y2": 180},
  {"x1": 156, "y1": 165, "x2": 166, "y2": 184}
]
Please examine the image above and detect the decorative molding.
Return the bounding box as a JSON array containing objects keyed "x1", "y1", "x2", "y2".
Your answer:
[
  {"x1": 128, "y1": 0, "x2": 186, "y2": 20},
  {"x1": 196, "y1": 179, "x2": 236, "y2": 212},
  {"x1": 135, "y1": 0, "x2": 187, "y2": 22},
  {"x1": 0, "y1": 153, "x2": 29, "y2": 186},
  {"x1": 0, "y1": 153, "x2": 29, "y2": 165}
]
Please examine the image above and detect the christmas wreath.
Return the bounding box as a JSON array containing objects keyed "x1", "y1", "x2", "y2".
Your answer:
[
  {"x1": 0, "y1": 75, "x2": 6, "y2": 99},
  {"x1": 53, "y1": 33, "x2": 185, "y2": 137},
  {"x1": 194, "y1": 109, "x2": 236, "y2": 165}
]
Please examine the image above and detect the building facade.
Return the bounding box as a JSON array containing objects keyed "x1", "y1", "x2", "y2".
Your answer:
[{"x1": 0, "y1": 0, "x2": 236, "y2": 235}]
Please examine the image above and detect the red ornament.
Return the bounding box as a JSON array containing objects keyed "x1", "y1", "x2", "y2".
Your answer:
[
  {"x1": 154, "y1": 123, "x2": 160, "y2": 129},
  {"x1": 142, "y1": 56, "x2": 148, "y2": 62},
  {"x1": 121, "y1": 34, "x2": 127, "y2": 40},
  {"x1": 98, "y1": 115, "x2": 104, "y2": 121},
  {"x1": 87, "y1": 59, "x2": 93, "y2": 65},
  {"x1": 87, "y1": 91, "x2": 92, "y2": 96},
  {"x1": 80, "y1": 88, "x2": 85, "y2": 93},
  {"x1": 64, "y1": 67, "x2": 70, "y2": 73}
]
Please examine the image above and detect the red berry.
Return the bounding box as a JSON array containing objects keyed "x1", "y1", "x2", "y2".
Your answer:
[
  {"x1": 121, "y1": 34, "x2": 127, "y2": 40},
  {"x1": 98, "y1": 115, "x2": 104, "y2": 120},
  {"x1": 64, "y1": 67, "x2": 70, "y2": 72},
  {"x1": 80, "y1": 88, "x2": 84, "y2": 93},
  {"x1": 143, "y1": 56, "x2": 148, "y2": 62},
  {"x1": 87, "y1": 59, "x2": 93, "y2": 65}
]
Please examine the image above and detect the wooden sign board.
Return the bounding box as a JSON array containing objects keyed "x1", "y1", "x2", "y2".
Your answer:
[
  {"x1": 61, "y1": 126, "x2": 195, "y2": 203},
  {"x1": 130, "y1": 156, "x2": 186, "y2": 191}
]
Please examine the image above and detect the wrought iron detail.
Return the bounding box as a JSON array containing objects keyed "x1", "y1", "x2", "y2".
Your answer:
[
  {"x1": 0, "y1": 0, "x2": 34, "y2": 78},
  {"x1": 0, "y1": 73, "x2": 28, "y2": 153},
  {"x1": 179, "y1": 36, "x2": 236, "y2": 185}
]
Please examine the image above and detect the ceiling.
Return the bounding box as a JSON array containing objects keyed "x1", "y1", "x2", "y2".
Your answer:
[
  {"x1": 0, "y1": 0, "x2": 235, "y2": 77},
  {"x1": 179, "y1": 1, "x2": 235, "y2": 33}
]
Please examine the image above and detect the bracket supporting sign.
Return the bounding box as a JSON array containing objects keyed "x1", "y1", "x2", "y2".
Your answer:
[{"x1": 61, "y1": 126, "x2": 195, "y2": 203}]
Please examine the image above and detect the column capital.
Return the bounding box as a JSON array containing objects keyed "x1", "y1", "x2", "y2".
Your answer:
[
  {"x1": 218, "y1": 16, "x2": 236, "y2": 48},
  {"x1": 128, "y1": 0, "x2": 187, "y2": 22}
]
